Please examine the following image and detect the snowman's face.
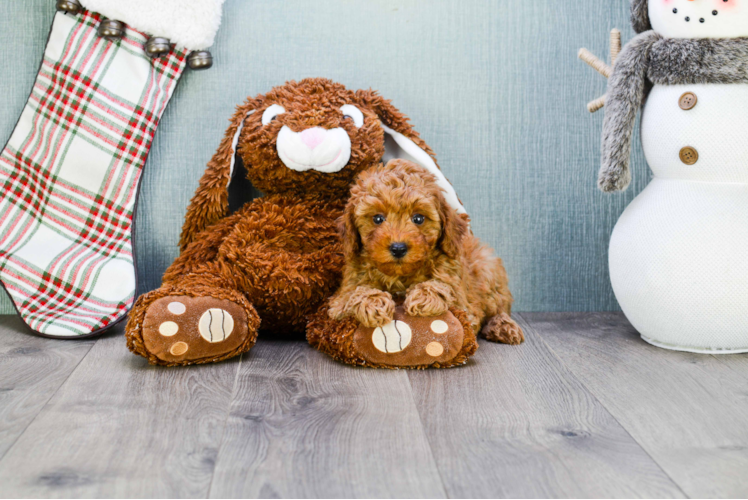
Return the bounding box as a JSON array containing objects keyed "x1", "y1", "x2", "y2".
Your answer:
[{"x1": 649, "y1": 0, "x2": 748, "y2": 38}]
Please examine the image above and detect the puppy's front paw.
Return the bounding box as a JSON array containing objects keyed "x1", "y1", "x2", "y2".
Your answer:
[
  {"x1": 405, "y1": 281, "x2": 454, "y2": 317},
  {"x1": 327, "y1": 295, "x2": 349, "y2": 321},
  {"x1": 482, "y1": 313, "x2": 524, "y2": 345},
  {"x1": 348, "y1": 287, "x2": 396, "y2": 328}
]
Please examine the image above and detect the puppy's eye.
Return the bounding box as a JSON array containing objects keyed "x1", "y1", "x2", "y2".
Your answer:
[
  {"x1": 340, "y1": 104, "x2": 364, "y2": 128},
  {"x1": 412, "y1": 214, "x2": 425, "y2": 225},
  {"x1": 373, "y1": 214, "x2": 386, "y2": 225},
  {"x1": 262, "y1": 104, "x2": 286, "y2": 126}
]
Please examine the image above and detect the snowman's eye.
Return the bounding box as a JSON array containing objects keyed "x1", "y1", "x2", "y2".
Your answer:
[
  {"x1": 262, "y1": 104, "x2": 286, "y2": 126},
  {"x1": 673, "y1": 8, "x2": 678, "y2": 13},
  {"x1": 713, "y1": 10, "x2": 719, "y2": 15}
]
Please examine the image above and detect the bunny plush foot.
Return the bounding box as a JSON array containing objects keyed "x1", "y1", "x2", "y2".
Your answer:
[
  {"x1": 127, "y1": 290, "x2": 259, "y2": 366},
  {"x1": 309, "y1": 305, "x2": 478, "y2": 369}
]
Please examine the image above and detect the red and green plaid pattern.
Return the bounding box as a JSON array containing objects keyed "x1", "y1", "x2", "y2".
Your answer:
[{"x1": 0, "y1": 10, "x2": 186, "y2": 337}]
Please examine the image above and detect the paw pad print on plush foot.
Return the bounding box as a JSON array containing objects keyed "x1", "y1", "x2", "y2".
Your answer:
[
  {"x1": 371, "y1": 320, "x2": 412, "y2": 353},
  {"x1": 141, "y1": 297, "x2": 250, "y2": 364},
  {"x1": 354, "y1": 306, "x2": 465, "y2": 367}
]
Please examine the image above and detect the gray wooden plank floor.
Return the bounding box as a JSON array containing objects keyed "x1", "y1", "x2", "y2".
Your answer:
[
  {"x1": 0, "y1": 313, "x2": 745, "y2": 498},
  {"x1": 527, "y1": 313, "x2": 748, "y2": 499},
  {"x1": 407, "y1": 318, "x2": 683, "y2": 499}
]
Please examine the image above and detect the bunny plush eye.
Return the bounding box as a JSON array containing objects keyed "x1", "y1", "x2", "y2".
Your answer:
[
  {"x1": 262, "y1": 104, "x2": 286, "y2": 126},
  {"x1": 340, "y1": 104, "x2": 364, "y2": 128}
]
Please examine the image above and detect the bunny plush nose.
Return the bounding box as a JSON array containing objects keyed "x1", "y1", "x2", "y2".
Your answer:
[
  {"x1": 276, "y1": 124, "x2": 352, "y2": 173},
  {"x1": 299, "y1": 127, "x2": 327, "y2": 150}
]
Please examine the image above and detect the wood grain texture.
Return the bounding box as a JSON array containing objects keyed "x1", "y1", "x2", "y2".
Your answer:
[
  {"x1": 407, "y1": 321, "x2": 685, "y2": 499},
  {"x1": 527, "y1": 312, "x2": 748, "y2": 498},
  {"x1": 0, "y1": 316, "x2": 747, "y2": 497},
  {"x1": 209, "y1": 340, "x2": 446, "y2": 499},
  {"x1": 0, "y1": 316, "x2": 94, "y2": 461},
  {"x1": 0, "y1": 324, "x2": 239, "y2": 498},
  {"x1": 0, "y1": 0, "x2": 641, "y2": 314}
]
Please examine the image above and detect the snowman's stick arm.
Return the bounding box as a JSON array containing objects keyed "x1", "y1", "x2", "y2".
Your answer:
[
  {"x1": 578, "y1": 48, "x2": 612, "y2": 78},
  {"x1": 588, "y1": 95, "x2": 606, "y2": 113},
  {"x1": 610, "y1": 29, "x2": 621, "y2": 65},
  {"x1": 579, "y1": 29, "x2": 623, "y2": 113}
]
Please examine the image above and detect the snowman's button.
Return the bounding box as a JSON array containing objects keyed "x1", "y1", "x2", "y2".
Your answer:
[
  {"x1": 679, "y1": 147, "x2": 699, "y2": 165},
  {"x1": 679, "y1": 92, "x2": 698, "y2": 111}
]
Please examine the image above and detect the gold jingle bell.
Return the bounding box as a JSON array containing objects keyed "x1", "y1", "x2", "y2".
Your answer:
[
  {"x1": 188, "y1": 51, "x2": 213, "y2": 70},
  {"x1": 98, "y1": 19, "x2": 125, "y2": 39},
  {"x1": 56, "y1": 0, "x2": 82, "y2": 14},
  {"x1": 145, "y1": 37, "x2": 171, "y2": 58}
]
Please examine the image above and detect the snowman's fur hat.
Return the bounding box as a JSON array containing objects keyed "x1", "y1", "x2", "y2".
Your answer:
[{"x1": 631, "y1": 0, "x2": 651, "y2": 33}]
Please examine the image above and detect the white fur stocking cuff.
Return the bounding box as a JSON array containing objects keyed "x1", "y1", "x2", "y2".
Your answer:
[{"x1": 79, "y1": 0, "x2": 225, "y2": 50}]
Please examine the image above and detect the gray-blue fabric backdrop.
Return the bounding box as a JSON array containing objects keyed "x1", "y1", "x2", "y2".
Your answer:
[{"x1": 0, "y1": 0, "x2": 650, "y2": 314}]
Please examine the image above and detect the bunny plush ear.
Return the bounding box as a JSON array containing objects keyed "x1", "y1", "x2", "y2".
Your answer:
[
  {"x1": 178, "y1": 103, "x2": 256, "y2": 251},
  {"x1": 355, "y1": 91, "x2": 467, "y2": 216}
]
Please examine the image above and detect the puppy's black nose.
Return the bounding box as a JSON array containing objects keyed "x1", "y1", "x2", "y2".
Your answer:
[{"x1": 389, "y1": 242, "x2": 408, "y2": 259}]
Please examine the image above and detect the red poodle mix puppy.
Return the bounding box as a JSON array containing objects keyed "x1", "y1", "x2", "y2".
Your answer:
[{"x1": 328, "y1": 159, "x2": 524, "y2": 345}]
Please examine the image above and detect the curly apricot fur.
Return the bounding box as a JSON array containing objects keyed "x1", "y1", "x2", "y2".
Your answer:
[
  {"x1": 482, "y1": 313, "x2": 525, "y2": 345},
  {"x1": 330, "y1": 159, "x2": 524, "y2": 344},
  {"x1": 329, "y1": 285, "x2": 396, "y2": 328},
  {"x1": 404, "y1": 280, "x2": 454, "y2": 317}
]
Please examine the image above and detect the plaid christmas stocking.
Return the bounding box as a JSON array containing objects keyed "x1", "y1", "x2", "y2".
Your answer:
[{"x1": 0, "y1": 1, "x2": 223, "y2": 337}]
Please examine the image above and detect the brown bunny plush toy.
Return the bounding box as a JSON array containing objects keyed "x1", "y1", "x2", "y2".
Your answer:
[{"x1": 126, "y1": 78, "x2": 466, "y2": 366}]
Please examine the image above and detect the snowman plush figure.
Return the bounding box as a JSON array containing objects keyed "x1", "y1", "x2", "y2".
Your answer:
[{"x1": 600, "y1": 0, "x2": 748, "y2": 353}]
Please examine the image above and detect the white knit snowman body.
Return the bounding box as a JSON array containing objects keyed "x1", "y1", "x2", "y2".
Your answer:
[{"x1": 609, "y1": 0, "x2": 748, "y2": 352}]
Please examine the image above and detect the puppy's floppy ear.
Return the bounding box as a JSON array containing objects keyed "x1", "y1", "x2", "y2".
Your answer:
[
  {"x1": 338, "y1": 200, "x2": 362, "y2": 261},
  {"x1": 437, "y1": 190, "x2": 470, "y2": 259},
  {"x1": 178, "y1": 98, "x2": 260, "y2": 252},
  {"x1": 354, "y1": 89, "x2": 467, "y2": 217}
]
